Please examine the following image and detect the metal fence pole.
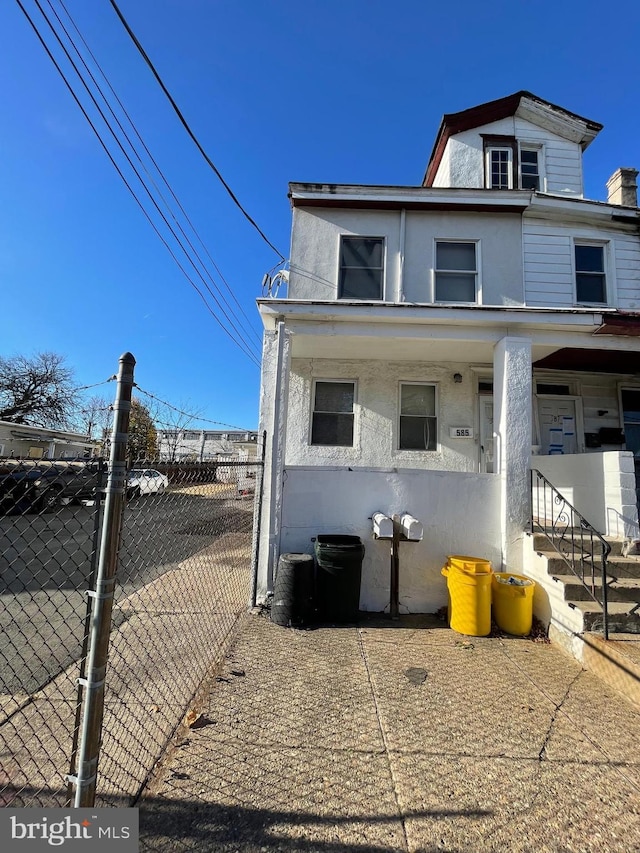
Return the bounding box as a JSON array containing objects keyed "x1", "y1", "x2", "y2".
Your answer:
[{"x1": 69, "y1": 352, "x2": 135, "y2": 807}]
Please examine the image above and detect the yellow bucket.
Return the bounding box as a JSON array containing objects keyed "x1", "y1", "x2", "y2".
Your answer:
[
  {"x1": 441, "y1": 555, "x2": 493, "y2": 637},
  {"x1": 492, "y1": 573, "x2": 535, "y2": 636}
]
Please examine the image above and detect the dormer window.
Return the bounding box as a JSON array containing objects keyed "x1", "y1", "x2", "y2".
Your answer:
[
  {"x1": 487, "y1": 148, "x2": 513, "y2": 189},
  {"x1": 482, "y1": 135, "x2": 516, "y2": 189},
  {"x1": 520, "y1": 148, "x2": 540, "y2": 190}
]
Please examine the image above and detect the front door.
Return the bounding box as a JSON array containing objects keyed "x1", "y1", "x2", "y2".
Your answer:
[
  {"x1": 479, "y1": 395, "x2": 494, "y2": 473},
  {"x1": 537, "y1": 397, "x2": 580, "y2": 455}
]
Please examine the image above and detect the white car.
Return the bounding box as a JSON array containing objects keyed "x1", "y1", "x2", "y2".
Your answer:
[{"x1": 127, "y1": 469, "x2": 169, "y2": 498}]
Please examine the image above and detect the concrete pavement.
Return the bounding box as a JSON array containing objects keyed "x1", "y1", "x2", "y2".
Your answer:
[{"x1": 137, "y1": 613, "x2": 640, "y2": 852}]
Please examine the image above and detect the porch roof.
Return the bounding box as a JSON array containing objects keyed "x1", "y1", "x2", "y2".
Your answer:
[{"x1": 257, "y1": 300, "x2": 640, "y2": 364}]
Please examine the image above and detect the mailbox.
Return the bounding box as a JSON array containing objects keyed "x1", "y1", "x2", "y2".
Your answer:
[
  {"x1": 400, "y1": 513, "x2": 423, "y2": 541},
  {"x1": 372, "y1": 511, "x2": 393, "y2": 539}
]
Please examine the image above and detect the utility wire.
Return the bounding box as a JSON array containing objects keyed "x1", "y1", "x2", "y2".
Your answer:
[
  {"x1": 56, "y1": 0, "x2": 263, "y2": 347},
  {"x1": 108, "y1": 0, "x2": 285, "y2": 262},
  {"x1": 18, "y1": 0, "x2": 260, "y2": 367},
  {"x1": 43, "y1": 0, "x2": 260, "y2": 359},
  {"x1": 36, "y1": 0, "x2": 260, "y2": 365}
]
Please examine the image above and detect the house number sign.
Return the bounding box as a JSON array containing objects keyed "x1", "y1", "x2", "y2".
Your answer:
[{"x1": 449, "y1": 427, "x2": 474, "y2": 438}]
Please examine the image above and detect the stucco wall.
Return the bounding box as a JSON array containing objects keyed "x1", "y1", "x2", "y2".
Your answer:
[
  {"x1": 280, "y1": 466, "x2": 501, "y2": 612},
  {"x1": 289, "y1": 207, "x2": 524, "y2": 306},
  {"x1": 532, "y1": 451, "x2": 638, "y2": 538},
  {"x1": 285, "y1": 358, "x2": 481, "y2": 471}
]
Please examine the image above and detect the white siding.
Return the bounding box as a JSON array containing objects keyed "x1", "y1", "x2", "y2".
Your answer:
[
  {"x1": 524, "y1": 223, "x2": 574, "y2": 306},
  {"x1": 524, "y1": 219, "x2": 640, "y2": 309},
  {"x1": 515, "y1": 118, "x2": 583, "y2": 196},
  {"x1": 616, "y1": 233, "x2": 640, "y2": 310}
]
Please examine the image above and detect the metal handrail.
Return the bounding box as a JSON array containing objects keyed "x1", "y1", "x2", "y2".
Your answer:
[{"x1": 530, "y1": 468, "x2": 611, "y2": 639}]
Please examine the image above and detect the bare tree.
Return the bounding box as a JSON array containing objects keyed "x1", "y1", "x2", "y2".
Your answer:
[
  {"x1": 0, "y1": 352, "x2": 79, "y2": 428},
  {"x1": 75, "y1": 394, "x2": 113, "y2": 451},
  {"x1": 155, "y1": 400, "x2": 203, "y2": 462}
]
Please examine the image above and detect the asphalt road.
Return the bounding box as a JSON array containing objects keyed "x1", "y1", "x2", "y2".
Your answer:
[{"x1": 0, "y1": 485, "x2": 254, "y2": 698}]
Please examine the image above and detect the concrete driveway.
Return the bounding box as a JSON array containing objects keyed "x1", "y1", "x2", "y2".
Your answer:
[{"x1": 137, "y1": 613, "x2": 640, "y2": 853}]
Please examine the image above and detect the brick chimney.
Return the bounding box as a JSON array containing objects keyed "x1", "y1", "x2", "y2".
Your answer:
[{"x1": 606, "y1": 167, "x2": 638, "y2": 207}]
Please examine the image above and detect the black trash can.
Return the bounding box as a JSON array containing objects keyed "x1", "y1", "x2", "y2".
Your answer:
[
  {"x1": 314, "y1": 534, "x2": 365, "y2": 623},
  {"x1": 271, "y1": 553, "x2": 315, "y2": 627}
]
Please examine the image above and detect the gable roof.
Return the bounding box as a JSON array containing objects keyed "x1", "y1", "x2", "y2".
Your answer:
[{"x1": 423, "y1": 91, "x2": 603, "y2": 187}]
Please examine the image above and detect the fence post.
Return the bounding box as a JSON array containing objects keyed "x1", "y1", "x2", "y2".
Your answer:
[{"x1": 69, "y1": 352, "x2": 135, "y2": 807}]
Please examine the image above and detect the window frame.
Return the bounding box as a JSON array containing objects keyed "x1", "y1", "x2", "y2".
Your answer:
[
  {"x1": 518, "y1": 144, "x2": 543, "y2": 191},
  {"x1": 573, "y1": 240, "x2": 609, "y2": 306},
  {"x1": 337, "y1": 235, "x2": 385, "y2": 301},
  {"x1": 397, "y1": 381, "x2": 439, "y2": 452},
  {"x1": 486, "y1": 147, "x2": 513, "y2": 190},
  {"x1": 433, "y1": 239, "x2": 480, "y2": 304},
  {"x1": 310, "y1": 379, "x2": 357, "y2": 447}
]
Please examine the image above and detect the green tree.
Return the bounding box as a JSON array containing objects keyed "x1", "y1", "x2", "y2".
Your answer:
[{"x1": 128, "y1": 399, "x2": 158, "y2": 462}]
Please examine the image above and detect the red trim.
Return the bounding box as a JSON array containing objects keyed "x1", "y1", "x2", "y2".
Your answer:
[{"x1": 593, "y1": 314, "x2": 640, "y2": 336}]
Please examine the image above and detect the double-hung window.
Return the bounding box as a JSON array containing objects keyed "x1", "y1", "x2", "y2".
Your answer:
[
  {"x1": 435, "y1": 241, "x2": 478, "y2": 302},
  {"x1": 575, "y1": 243, "x2": 607, "y2": 304},
  {"x1": 338, "y1": 236, "x2": 384, "y2": 300},
  {"x1": 311, "y1": 380, "x2": 355, "y2": 446},
  {"x1": 519, "y1": 148, "x2": 540, "y2": 190},
  {"x1": 399, "y1": 383, "x2": 437, "y2": 451}
]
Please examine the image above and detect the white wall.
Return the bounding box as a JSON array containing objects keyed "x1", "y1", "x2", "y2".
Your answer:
[
  {"x1": 432, "y1": 116, "x2": 584, "y2": 196},
  {"x1": 280, "y1": 466, "x2": 501, "y2": 612},
  {"x1": 524, "y1": 219, "x2": 640, "y2": 309},
  {"x1": 289, "y1": 207, "x2": 524, "y2": 306},
  {"x1": 286, "y1": 358, "x2": 480, "y2": 472},
  {"x1": 532, "y1": 451, "x2": 638, "y2": 538}
]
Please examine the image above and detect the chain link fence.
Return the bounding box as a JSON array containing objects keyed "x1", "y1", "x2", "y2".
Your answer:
[{"x1": 0, "y1": 361, "x2": 262, "y2": 809}]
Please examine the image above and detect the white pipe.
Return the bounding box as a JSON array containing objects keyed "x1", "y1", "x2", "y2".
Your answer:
[{"x1": 398, "y1": 208, "x2": 406, "y2": 302}]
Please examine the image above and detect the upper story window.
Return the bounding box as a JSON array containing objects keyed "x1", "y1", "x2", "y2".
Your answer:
[
  {"x1": 487, "y1": 148, "x2": 512, "y2": 189},
  {"x1": 338, "y1": 236, "x2": 384, "y2": 300},
  {"x1": 520, "y1": 148, "x2": 540, "y2": 190},
  {"x1": 311, "y1": 380, "x2": 355, "y2": 446},
  {"x1": 435, "y1": 241, "x2": 478, "y2": 302},
  {"x1": 399, "y1": 383, "x2": 437, "y2": 450},
  {"x1": 575, "y1": 243, "x2": 607, "y2": 304}
]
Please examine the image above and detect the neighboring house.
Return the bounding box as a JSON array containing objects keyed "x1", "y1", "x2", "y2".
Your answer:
[
  {"x1": 156, "y1": 429, "x2": 259, "y2": 462},
  {"x1": 255, "y1": 91, "x2": 640, "y2": 642},
  {"x1": 0, "y1": 420, "x2": 100, "y2": 460}
]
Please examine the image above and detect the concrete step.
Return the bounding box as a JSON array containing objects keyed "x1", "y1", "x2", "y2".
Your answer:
[
  {"x1": 537, "y1": 552, "x2": 640, "y2": 579},
  {"x1": 531, "y1": 531, "x2": 622, "y2": 556},
  {"x1": 581, "y1": 633, "x2": 640, "y2": 708},
  {"x1": 567, "y1": 600, "x2": 640, "y2": 634},
  {"x1": 549, "y1": 574, "x2": 640, "y2": 603}
]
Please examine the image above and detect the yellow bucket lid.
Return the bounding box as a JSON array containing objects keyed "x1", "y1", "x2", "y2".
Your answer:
[{"x1": 447, "y1": 555, "x2": 492, "y2": 574}]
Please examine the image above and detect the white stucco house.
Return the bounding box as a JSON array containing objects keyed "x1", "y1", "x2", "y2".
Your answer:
[{"x1": 255, "y1": 91, "x2": 640, "y2": 641}]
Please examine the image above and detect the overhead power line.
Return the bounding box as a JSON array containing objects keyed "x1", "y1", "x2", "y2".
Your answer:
[
  {"x1": 17, "y1": 0, "x2": 261, "y2": 368},
  {"x1": 56, "y1": 0, "x2": 262, "y2": 348},
  {"x1": 108, "y1": 0, "x2": 285, "y2": 262}
]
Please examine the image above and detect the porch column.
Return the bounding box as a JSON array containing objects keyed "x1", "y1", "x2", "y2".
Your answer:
[
  {"x1": 493, "y1": 336, "x2": 532, "y2": 569},
  {"x1": 253, "y1": 321, "x2": 291, "y2": 604}
]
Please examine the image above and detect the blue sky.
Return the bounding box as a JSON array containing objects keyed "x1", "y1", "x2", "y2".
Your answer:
[{"x1": 1, "y1": 0, "x2": 639, "y2": 430}]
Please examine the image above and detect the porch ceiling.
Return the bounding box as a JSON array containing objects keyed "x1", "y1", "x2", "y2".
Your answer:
[
  {"x1": 290, "y1": 333, "x2": 562, "y2": 363},
  {"x1": 534, "y1": 348, "x2": 640, "y2": 373}
]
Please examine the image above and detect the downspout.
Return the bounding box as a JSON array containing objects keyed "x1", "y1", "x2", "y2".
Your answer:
[{"x1": 398, "y1": 208, "x2": 406, "y2": 302}]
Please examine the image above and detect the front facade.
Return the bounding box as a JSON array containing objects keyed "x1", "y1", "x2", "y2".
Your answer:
[{"x1": 256, "y1": 92, "x2": 640, "y2": 624}]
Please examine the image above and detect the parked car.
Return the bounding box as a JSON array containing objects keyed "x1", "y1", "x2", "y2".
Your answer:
[
  {"x1": 0, "y1": 463, "x2": 104, "y2": 514},
  {"x1": 127, "y1": 469, "x2": 169, "y2": 498}
]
